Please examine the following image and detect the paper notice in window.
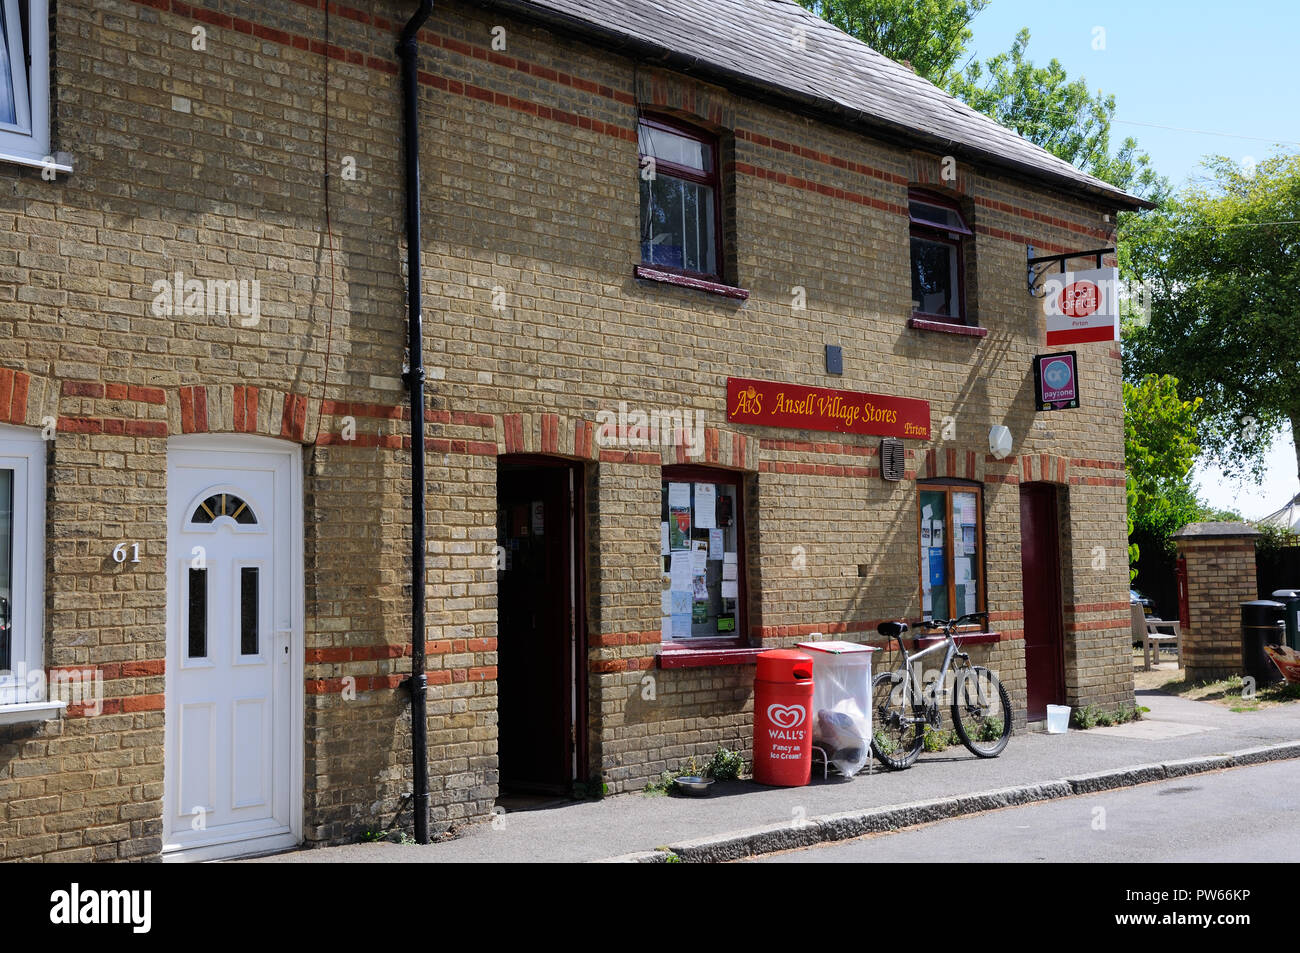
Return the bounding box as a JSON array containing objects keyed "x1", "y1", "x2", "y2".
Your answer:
[
  {"x1": 964, "y1": 587, "x2": 977, "y2": 615},
  {"x1": 662, "y1": 616, "x2": 672, "y2": 639},
  {"x1": 661, "y1": 589, "x2": 673, "y2": 615},
  {"x1": 691, "y1": 539, "x2": 708, "y2": 575},
  {"x1": 955, "y1": 558, "x2": 971, "y2": 585},
  {"x1": 694, "y1": 482, "x2": 716, "y2": 529},
  {"x1": 721, "y1": 579, "x2": 739, "y2": 600},
  {"x1": 668, "y1": 482, "x2": 691, "y2": 508},
  {"x1": 672, "y1": 614, "x2": 693, "y2": 638},
  {"x1": 661, "y1": 521, "x2": 670, "y2": 556},
  {"x1": 670, "y1": 553, "x2": 691, "y2": 592},
  {"x1": 722, "y1": 560, "x2": 738, "y2": 581},
  {"x1": 671, "y1": 590, "x2": 692, "y2": 615},
  {"x1": 708, "y1": 529, "x2": 723, "y2": 560}
]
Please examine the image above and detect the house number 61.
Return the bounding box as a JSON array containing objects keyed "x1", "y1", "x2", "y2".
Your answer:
[{"x1": 113, "y1": 543, "x2": 141, "y2": 564}]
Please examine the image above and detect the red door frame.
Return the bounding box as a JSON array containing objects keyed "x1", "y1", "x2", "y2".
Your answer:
[
  {"x1": 496, "y1": 454, "x2": 588, "y2": 789},
  {"x1": 1019, "y1": 483, "x2": 1067, "y2": 720}
]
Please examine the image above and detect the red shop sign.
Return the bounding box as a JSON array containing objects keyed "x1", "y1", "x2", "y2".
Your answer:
[{"x1": 726, "y1": 377, "x2": 930, "y2": 440}]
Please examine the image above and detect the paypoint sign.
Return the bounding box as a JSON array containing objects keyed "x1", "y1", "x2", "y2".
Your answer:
[{"x1": 1043, "y1": 266, "x2": 1120, "y2": 346}]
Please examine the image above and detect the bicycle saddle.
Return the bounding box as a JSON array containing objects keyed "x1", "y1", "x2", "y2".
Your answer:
[{"x1": 876, "y1": 620, "x2": 909, "y2": 639}]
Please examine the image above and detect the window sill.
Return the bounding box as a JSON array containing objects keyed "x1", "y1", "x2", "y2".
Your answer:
[
  {"x1": 635, "y1": 265, "x2": 750, "y2": 301},
  {"x1": 0, "y1": 150, "x2": 73, "y2": 174},
  {"x1": 657, "y1": 644, "x2": 764, "y2": 668},
  {"x1": 908, "y1": 316, "x2": 988, "y2": 338},
  {"x1": 0, "y1": 700, "x2": 67, "y2": 726}
]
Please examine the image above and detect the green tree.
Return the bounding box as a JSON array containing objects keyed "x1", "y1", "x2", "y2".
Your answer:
[
  {"x1": 798, "y1": 2, "x2": 1167, "y2": 201},
  {"x1": 795, "y1": 0, "x2": 989, "y2": 85},
  {"x1": 948, "y1": 29, "x2": 1168, "y2": 201},
  {"x1": 1124, "y1": 375, "x2": 1202, "y2": 572},
  {"x1": 1123, "y1": 153, "x2": 1300, "y2": 483}
]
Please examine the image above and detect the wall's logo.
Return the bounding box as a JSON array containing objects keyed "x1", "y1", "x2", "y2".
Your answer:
[
  {"x1": 766, "y1": 703, "x2": 806, "y2": 730},
  {"x1": 49, "y1": 883, "x2": 151, "y2": 934},
  {"x1": 1057, "y1": 280, "x2": 1101, "y2": 318}
]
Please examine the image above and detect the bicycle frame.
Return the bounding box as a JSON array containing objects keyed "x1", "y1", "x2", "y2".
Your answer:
[{"x1": 891, "y1": 636, "x2": 960, "y2": 706}]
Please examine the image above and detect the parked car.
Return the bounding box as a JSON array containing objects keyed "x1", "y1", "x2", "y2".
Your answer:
[{"x1": 1130, "y1": 589, "x2": 1154, "y2": 613}]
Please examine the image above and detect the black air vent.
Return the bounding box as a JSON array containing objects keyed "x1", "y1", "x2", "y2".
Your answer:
[{"x1": 880, "y1": 438, "x2": 905, "y2": 481}]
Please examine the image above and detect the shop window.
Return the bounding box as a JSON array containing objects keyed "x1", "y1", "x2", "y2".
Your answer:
[
  {"x1": 660, "y1": 467, "x2": 745, "y2": 642},
  {"x1": 909, "y1": 190, "x2": 971, "y2": 324},
  {"x1": 918, "y1": 480, "x2": 985, "y2": 624},
  {"x1": 0, "y1": 425, "x2": 45, "y2": 703},
  {"x1": 0, "y1": 0, "x2": 53, "y2": 167},
  {"x1": 639, "y1": 115, "x2": 723, "y2": 280}
]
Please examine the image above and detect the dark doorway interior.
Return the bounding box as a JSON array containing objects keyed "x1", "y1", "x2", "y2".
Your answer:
[
  {"x1": 496, "y1": 458, "x2": 584, "y2": 794},
  {"x1": 1019, "y1": 483, "x2": 1067, "y2": 720}
]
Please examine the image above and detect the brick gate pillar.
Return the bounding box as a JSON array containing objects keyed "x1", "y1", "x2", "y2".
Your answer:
[{"x1": 1172, "y1": 522, "x2": 1260, "y2": 682}]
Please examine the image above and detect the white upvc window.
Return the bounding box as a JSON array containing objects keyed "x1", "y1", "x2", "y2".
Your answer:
[
  {"x1": 0, "y1": 424, "x2": 50, "y2": 716},
  {"x1": 0, "y1": 0, "x2": 53, "y2": 169}
]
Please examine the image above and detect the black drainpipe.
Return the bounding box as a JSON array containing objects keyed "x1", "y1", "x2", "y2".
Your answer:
[{"x1": 398, "y1": 0, "x2": 434, "y2": 846}]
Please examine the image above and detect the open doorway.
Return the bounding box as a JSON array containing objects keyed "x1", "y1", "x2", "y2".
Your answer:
[{"x1": 495, "y1": 457, "x2": 586, "y2": 796}]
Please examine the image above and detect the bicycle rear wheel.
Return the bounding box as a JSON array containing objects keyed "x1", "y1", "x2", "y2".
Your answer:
[
  {"x1": 870, "y1": 670, "x2": 924, "y2": 769},
  {"x1": 950, "y1": 665, "x2": 1012, "y2": 757}
]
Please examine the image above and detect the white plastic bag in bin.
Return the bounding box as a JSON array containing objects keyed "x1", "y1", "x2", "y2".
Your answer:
[{"x1": 796, "y1": 640, "x2": 876, "y2": 778}]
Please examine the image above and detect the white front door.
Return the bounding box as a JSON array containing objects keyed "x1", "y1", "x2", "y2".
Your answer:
[{"x1": 163, "y1": 437, "x2": 302, "y2": 861}]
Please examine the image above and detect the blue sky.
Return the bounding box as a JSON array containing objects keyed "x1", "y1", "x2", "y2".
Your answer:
[{"x1": 968, "y1": 1, "x2": 1300, "y2": 518}]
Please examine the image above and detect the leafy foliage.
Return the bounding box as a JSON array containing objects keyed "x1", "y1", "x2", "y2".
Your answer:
[
  {"x1": 1123, "y1": 375, "x2": 1202, "y2": 567},
  {"x1": 1123, "y1": 153, "x2": 1300, "y2": 484},
  {"x1": 795, "y1": 0, "x2": 989, "y2": 85},
  {"x1": 797, "y1": 2, "x2": 1167, "y2": 201}
]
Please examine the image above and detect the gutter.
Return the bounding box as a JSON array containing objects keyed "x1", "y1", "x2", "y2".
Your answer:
[
  {"x1": 476, "y1": 0, "x2": 1154, "y2": 212},
  {"x1": 398, "y1": 0, "x2": 434, "y2": 846}
]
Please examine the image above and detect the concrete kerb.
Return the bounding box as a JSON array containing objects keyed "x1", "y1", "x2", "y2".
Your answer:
[{"x1": 605, "y1": 742, "x2": 1300, "y2": 863}]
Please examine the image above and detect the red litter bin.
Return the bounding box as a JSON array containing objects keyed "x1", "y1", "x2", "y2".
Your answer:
[{"x1": 753, "y1": 649, "x2": 815, "y2": 786}]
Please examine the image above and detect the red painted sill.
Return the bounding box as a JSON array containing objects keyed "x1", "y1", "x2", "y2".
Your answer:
[
  {"x1": 908, "y1": 315, "x2": 989, "y2": 338},
  {"x1": 657, "y1": 644, "x2": 765, "y2": 669},
  {"x1": 635, "y1": 265, "x2": 750, "y2": 301},
  {"x1": 912, "y1": 630, "x2": 1004, "y2": 649}
]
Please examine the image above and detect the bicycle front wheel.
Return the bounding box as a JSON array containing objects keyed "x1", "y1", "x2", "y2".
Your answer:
[
  {"x1": 950, "y1": 666, "x2": 1012, "y2": 757},
  {"x1": 870, "y1": 670, "x2": 924, "y2": 769}
]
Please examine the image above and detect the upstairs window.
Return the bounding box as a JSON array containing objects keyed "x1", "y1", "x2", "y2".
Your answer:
[
  {"x1": 639, "y1": 116, "x2": 722, "y2": 280},
  {"x1": 909, "y1": 190, "x2": 971, "y2": 324},
  {"x1": 0, "y1": 0, "x2": 52, "y2": 167}
]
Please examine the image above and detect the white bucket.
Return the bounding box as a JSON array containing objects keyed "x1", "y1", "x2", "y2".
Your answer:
[{"x1": 1046, "y1": 705, "x2": 1070, "y2": 734}]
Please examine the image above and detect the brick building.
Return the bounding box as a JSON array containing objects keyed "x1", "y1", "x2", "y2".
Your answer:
[{"x1": 0, "y1": 0, "x2": 1144, "y2": 861}]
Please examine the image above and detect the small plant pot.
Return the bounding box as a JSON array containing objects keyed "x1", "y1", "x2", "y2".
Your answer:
[{"x1": 674, "y1": 776, "x2": 715, "y2": 796}]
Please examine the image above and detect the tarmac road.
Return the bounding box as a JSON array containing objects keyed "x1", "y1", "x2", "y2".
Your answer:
[{"x1": 753, "y1": 760, "x2": 1300, "y2": 862}]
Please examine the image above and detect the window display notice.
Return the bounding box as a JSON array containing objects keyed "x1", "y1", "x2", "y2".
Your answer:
[
  {"x1": 668, "y1": 481, "x2": 691, "y2": 551},
  {"x1": 694, "y1": 482, "x2": 716, "y2": 529},
  {"x1": 662, "y1": 478, "x2": 742, "y2": 639}
]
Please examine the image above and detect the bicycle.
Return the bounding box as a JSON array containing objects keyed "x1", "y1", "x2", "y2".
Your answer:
[{"x1": 870, "y1": 611, "x2": 1012, "y2": 769}]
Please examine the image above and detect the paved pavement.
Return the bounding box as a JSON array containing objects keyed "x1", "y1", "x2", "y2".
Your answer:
[
  {"x1": 753, "y1": 759, "x2": 1300, "y2": 863},
  {"x1": 248, "y1": 690, "x2": 1300, "y2": 863}
]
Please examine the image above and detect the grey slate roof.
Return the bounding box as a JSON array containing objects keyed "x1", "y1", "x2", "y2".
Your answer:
[{"x1": 478, "y1": 0, "x2": 1151, "y2": 209}]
